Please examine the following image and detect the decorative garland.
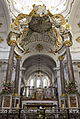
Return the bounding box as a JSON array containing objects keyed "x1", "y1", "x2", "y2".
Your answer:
[
  {"x1": 1, "y1": 81, "x2": 14, "y2": 94},
  {"x1": 65, "y1": 80, "x2": 78, "y2": 94}
]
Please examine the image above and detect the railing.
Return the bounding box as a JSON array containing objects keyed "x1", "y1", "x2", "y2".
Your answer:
[{"x1": 0, "y1": 108, "x2": 80, "y2": 119}]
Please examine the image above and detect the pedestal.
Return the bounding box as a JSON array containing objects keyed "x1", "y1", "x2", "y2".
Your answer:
[
  {"x1": 60, "y1": 94, "x2": 78, "y2": 108},
  {"x1": 60, "y1": 94, "x2": 68, "y2": 108},
  {"x1": 68, "y1": 94, "x2": 78, "y2": 108},
  {"x1": 2, "y1": 94, "x2": 12, "y2": 109},
  {"x1": 12, "y1": 95, "x2": 20, "y2": 108}
]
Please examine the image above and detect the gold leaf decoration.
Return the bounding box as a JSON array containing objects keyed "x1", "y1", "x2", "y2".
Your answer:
[
  {"x1": 0, "y1": 36, "x2": 4, "y2": 43},
  {"x1": 0, "y1": 63, "x2": 2, "y2": 67},
  {"x1": 58, "y1": 55, "x2": 64, "y2": 61},
  {"x1": 35, "y1": 44, "x2": 43, "y2": 52},
  {"x1": 0, "y1": 23, "x2": 2, "y2": 27},
  {"x1": 77, "y1": 23, "x2": 80, "y2": 28},
  {"x1": 78, "y1": 64, "x2": 80, "y2": 68},
  {"x1": 56, "y1": 8, "x2": 59, "y2": 11},
  {"x1": 76, "y1": 37, "x2": 80, "y2": 43}
]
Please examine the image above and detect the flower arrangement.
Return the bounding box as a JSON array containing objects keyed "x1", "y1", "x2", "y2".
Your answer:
[
  {"x1": 1, "y1": 81, "x2": 14, "y2": 94},
  {"x1": 65, "y1": 80, "x2": 78, "y2": 94}
]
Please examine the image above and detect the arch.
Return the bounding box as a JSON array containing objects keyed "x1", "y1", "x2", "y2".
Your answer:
[
  {"x1": 22, "y1": 54, "x2": 56, "y2": 78},
  {"x1": 22, "y1": 54, "x2": 56, "y2": 68}
]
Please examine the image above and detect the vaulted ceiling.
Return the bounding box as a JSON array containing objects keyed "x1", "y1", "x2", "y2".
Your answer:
[
  {"x1": 22, "y1": 54, "x2": 56, "y2": 79},
  {"x1": 0, "y1": 0, "x2": 10, "y2": 51}
]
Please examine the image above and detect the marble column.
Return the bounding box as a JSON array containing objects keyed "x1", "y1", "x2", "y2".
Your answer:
[
  {"x1": 66, "y1": 46, "x2": 74, "y2": 81},
  {"x1": 58, "y1": 56, "x2": 65, "y2": 94},
  {"x1": 24, "y1": 86, "x2": 27, "y2": 97},
  {"x1": 51, "y1": 79, "x2": 54, "y2": 98},
  {"x1": 51, "y1": 74, "x2": 55, "y2": 98},
  {"x1": 47, "y1": 87, "x2": 49, "y2": 99},
  {"x1": 34, "y1": 76, "x2": 37, "y2": 99},
  {"x1": 6, "y1": 32, "x2": 16, "y2": 82},
  {"x1": 14, "y1": 55, "x2": 21, "y2": 95},
  {"x1": 30, "y1": 87, "x2": 32, "y2": 98}
]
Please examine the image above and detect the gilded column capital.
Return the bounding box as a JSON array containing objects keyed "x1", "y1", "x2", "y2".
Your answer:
[
  {"x1": 7, "y1": 31, "x2": 17, "y2": 46},
  {"x1": 8, "y1": 39, "x2": 17, "y2": 46},
  {"x1": 62, "y1": 31, "x2": 72, "y2": 47},
  {"x1": 63, "y1": 40, "x2": 72, "y2": 47},
  {"x1": 58, "y1": 55, "x2": 64, "y2": 61},
  {"x1": 13, "y1": 93, "x2": 19, "y2": 96}
]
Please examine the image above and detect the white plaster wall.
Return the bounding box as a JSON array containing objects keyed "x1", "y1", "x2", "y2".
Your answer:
[{"x1": 0, "y1": 62, "x2": 7, "y2": 92}]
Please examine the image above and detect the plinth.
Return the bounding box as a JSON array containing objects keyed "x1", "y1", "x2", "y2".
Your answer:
[
  {"x1": 60, "y1": 94, "x2": 78, "y2": 108},
  {"x1": 12, "y1": 94, "x2": 20, "y2": 108},
  {"x1": 60, "y1": 94, "x2": 68, "y2": 108},
  {"x1": 68, "y1": 94, "x2": 78, "y2": 108},
  {"x1": 2, "y1": 94, "x2": 12, "y2": 109}
]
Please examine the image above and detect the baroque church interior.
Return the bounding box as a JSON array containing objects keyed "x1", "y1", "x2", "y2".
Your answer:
[{"x1": 0, "y1": 0, "x2": 80, "y2": 119}]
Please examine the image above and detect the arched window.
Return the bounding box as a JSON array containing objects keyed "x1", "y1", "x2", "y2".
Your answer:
[
  {"x1": 43, "y1": 76, "x2": 49, "y2": 88},
  {"x1": 27, "y1": 72, "x2": 50, "y2": 88}
]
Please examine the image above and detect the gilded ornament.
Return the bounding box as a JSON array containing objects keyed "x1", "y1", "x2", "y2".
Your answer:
[
  {"x1": 76, "y1": 37, "x2": 80, "y2": 43},
  {"x1": 61, "y1": 94, "x2": 67, "y2": 97},
  {"x1": 0, "y1": 63, "x2": 2, "y2": 67},
  {"x1": 13, "y1": 93, "x2": 19, "y2": 96},
  {"x1": 52, "y1": 27, "x2": 62, "y2": 47},
  {"x1": 64, "y1": 2, "x2": 66, "y2": 6},
  {"x1": 58, "y1": 55, "x2": 64, "y2": 60},
  {"x1": 0, "y1": 37, "x2": 4, "y2": 43},
  {"x1": 8, "y1": 39, "x2": 17, "y2": 46},
  {"x1": 62, "y1": 31, "x2": 72, "y2": 46},
  {"x1": 77, "y1": 23, "x2": 80, "y2": 28},
  {"x1": 17, "y1": 36, "x2": 24, "y2": 52},
  {"x1": 78, "y1": 64, "x2": 80, "y2": 68},
  {"x1": 16, "y1": 44, "x2": 24, "y2": 52},
  {"x1": 8, "y1": 34, "x2": 17, "y2": 46},
  {"x1": 63, "y1": 40, "x2": 72, "y2": 46},
  {"x1": 16, "y1": 55, "x2": 22, "y2": 60},
  {"x1": 10, "y1": 13, "x2": 30, "y2": 33},
  {"x1": 35, "y1": 44, "x2": 43, "y2": 52},
  {"x1": 47, "y1": 10, "x2": 53, "y2": 17},
  {"x1": 0, "y1": 23, "x2": 2, "y2": 27},
  {"x1": 7, "y1": 31, "x2": 17, "y2": 45},
  {"x1": 56, "y1": 8, "x2": 59, "y2": 11},
  {"x1": 62, "y1": 23, "x2": 71, "y2": 30},
  {"x1": 19, "y1": 40, "x2": 24, "y2": 47},
  {"x1": 52, "y1": 14, "x2": 66, "y2": 26}
]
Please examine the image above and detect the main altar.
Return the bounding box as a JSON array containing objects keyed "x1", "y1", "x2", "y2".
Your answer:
[{"x1": 0, "y1": 1, "x2": 79, "y2": 110}]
